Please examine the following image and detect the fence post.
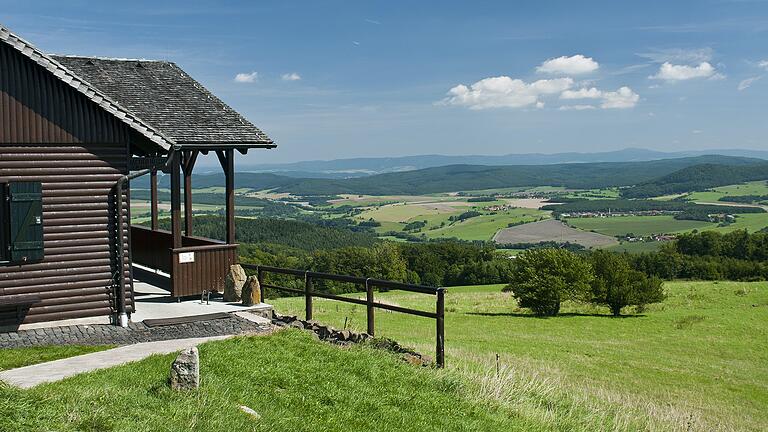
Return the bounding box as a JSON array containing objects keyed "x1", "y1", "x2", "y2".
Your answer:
[
  {"x1": 436, "y1": 288, "x2": 445, "y2": 368},
  {"x1": 257, "y1": 266, "x2": 264, "y2": 302},
  {"x1": 305, "y1": 271, "x2": 313, "y2": 321},
  {"x1": 365, "y1": 278, "x2": 374, "y2": 336}
]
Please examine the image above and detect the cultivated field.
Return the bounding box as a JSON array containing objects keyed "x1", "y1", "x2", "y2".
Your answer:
[
  {"x1": 686, "y1": 181, "x2": 768, "y2": 203},
  {"x1": 566, "y1": 214, "x2": 768, "y2": 236},
  {"x1": 565, "y1": 215, "x2": 713, "y2": 237},
  {"x1": 271, "y1": 281, "x2": 768, "y2": 431},
  {"x1": 493, "y1": 219, "x2": 617, "y2": 247}
]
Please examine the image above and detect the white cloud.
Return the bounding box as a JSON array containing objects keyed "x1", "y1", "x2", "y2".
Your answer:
[
  {"x1": 560, "y1": 87, "x2": 603, "y2": 99},
  {"x1": 637, "y1": 48, "x2": 713, "y2": 64},
  {"x1": 537, "y1": 55, "x2": 599, "y2": 75},
  {"x1": 234, "y1": 71, "x2": 258, "y2": 83},
  {"x1": 281, "y1": 72, "x2": 301, "y2": 81},
  {"x1": 758, "y1": 60, "x2": 768, "y2": 70},
  {"x1": 558, "y1": 104, "x2": 596, "y2": 111},
  {"x1": 649, "y1": 62, "x2": 722, "y2": 81},
  {"x1": 601, "y1": 87, "x2": 640, "y2": 109},
  {"x1": 559, "y1": 86, "x2": 640, "y2": 109},
  {"x1": 441, "y1": 76, "x2": 573, "y2": 109},
  {"x1": 738, "y1": 76, "x2": 761, "y2": 91}
]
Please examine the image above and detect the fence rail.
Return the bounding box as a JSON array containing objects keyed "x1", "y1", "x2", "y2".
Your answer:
[{"x1": 241, "y1": 264, "x2": 446, "y2": 368}]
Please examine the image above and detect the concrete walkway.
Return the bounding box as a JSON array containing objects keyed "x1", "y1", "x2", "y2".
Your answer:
[{"x1": 0, "y1": 335, "x2": 230, "y2": 389}]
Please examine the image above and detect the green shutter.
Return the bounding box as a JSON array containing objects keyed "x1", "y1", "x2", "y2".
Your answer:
[
  {"x1": 0, "y1": 185, "x2": 8, "y2": 262},
  {"x1": 8, "y1": 182, "x2": 44, "y2": 263}
]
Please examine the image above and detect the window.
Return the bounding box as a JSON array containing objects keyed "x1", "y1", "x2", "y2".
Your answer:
[{"x1": 1, "y1": 182, "x2": 44, "y2": 264}]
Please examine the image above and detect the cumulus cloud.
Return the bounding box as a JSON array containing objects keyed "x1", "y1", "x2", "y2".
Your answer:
[
  {"x1": 601, "y1": 87, "x2": 640, "y2": 108},
  {"x1": 559, "y1": 86, "x2": 640, "y2": 109},
  {"x1": 560, "y1": 87, "x2": 603, "y2": 99},
  {"x1": 650, "y1": 62, "x2": 722, "y2": 81},
  {"x1": 537, "y1": 55, "x2": 599, "y2": 75},
  {"x1": 738, "y1": 76, "x2": 761, "y2": 91},
  {"x1": 281, "y1": 72, "x2": 301, "y2": 81},
  {"x1": 441, "y1": 76, "x2": 573, "y2": 109},
  {"x1": 234, "y1": 71, "x2": 258, "y2": 83}
]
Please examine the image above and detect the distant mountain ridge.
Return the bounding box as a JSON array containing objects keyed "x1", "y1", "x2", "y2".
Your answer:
[
  {"x1": 134, "y1": 155, "x2": 765, "y2": 196},
  {"x1": 230, "y1": 148, "x2": 768, "y2": 177}
]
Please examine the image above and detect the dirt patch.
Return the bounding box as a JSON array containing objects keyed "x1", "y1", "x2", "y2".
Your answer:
[{"x1": 493, "y1": 219, "x2": 617, "y2": 248}]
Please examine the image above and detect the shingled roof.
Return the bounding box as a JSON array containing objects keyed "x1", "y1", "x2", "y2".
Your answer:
[{"x1": 52, "y1": 55, "x2": 275, "y2": 150}]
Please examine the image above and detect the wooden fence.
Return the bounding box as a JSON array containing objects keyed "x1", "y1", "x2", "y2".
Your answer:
[{"x1": 241, "y1": 264, "x2": 446, "y2": 368}]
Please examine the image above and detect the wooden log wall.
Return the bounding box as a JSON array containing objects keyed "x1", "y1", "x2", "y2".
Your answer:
[{"x1": 1, "y1": 42, "x2": 133, "y2": 326}]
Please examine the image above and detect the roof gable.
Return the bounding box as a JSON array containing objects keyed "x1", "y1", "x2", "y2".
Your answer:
[
  {"x1": 52, "y1": 56, "x2": 275, "y2": 149},
  {"x1": 0, "y1": 25, "x2": 172, "y2": 151}
]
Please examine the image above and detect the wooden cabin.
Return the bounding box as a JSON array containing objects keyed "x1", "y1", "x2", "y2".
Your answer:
[{"x1": 0, "y1": 25, "x2": 275, "y2": 329}]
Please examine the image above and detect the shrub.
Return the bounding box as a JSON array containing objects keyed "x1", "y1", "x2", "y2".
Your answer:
[
  {"x1": 589, "y1": 250, "x2": 665, "y2": 316},
  {"x1": 506, "y1": 249, "x2": 594, "y2": 316}
]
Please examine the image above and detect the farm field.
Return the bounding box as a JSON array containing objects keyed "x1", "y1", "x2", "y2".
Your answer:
[
  {"x1": 566, "y1": 214, "x2": 768, "y2": 237},
  {"x1": 493, "y1": 219, "x2": 617, "y2": 248},
  {"x1": 423, "y1": 209, "x2": 547, "y2": 241},
  {"x1": 270, "y1": 281, "x2": 768, "y2": 432},
  {"x1": 565, "y1": 215, "x2": 714, "y2": 236},
  {"x1": 685, "y1": 181, "x2": 768, "y2": 202}
]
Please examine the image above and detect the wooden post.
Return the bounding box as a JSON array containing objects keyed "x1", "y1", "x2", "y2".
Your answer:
[
  {"x1": 170, "y1": 151, "x2": 182, "y2": 249},
  {"x1": 225, "y1": 149, "x2": 235, "y2": 244},
  {"x1": 182, "y1": 151, "x2": 198, "y2": 236},
  {"x1": 436, "y1": 288, "x2": 445, "y2": 368},
  {"x1": 366, "y1": 278, "x2": 375, "y2": 336},
  {"x1": 150, "y1": 167, "x2": 158, "y2": 230},
  {"x1": 305, "y1": 272, "x2": 313, "y2": 321}
]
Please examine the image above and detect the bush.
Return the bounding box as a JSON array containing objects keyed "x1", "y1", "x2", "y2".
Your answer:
[
  {"x1": 506, "y1": 249, "x2": 594, "y2": 316},
  {"x1": 588, "y1": 250, "x2": 665, "y2": 316}
]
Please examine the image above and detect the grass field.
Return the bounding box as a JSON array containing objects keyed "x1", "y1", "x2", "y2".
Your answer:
[
  {"x1": 566, "y1": 214, "x2": 768, "y2": 237},
  {"x1": 686, "y1": 181, "x2": 768, "y2": 202},
  {"x1": 565, "y1": 215, "x2": 714, "y2": 236},
  {"x1": 424, "y1": 209, "x2": 548, "y2": 241},
  {"x1": 270, "y1": 281, "x2": 768, "y2": 431},
  {"x1": 0, "y1": 346, "x2": 112, "y2": 372},
  {"x1": 1, "y1": 332, "x2": 562, "y2": 431}
]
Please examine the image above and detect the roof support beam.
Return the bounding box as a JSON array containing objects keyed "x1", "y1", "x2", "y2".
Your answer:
[
  {"x1": 182, "y1": 150, "x2": 199, "y2": 236},
  {"x1": 150, "y1": 168, "x2": 158, "y2": 231},
  {"x1": 216, "y1": 150, "x2": 236, "y2": 245},
  {"x1": 170, "y1": 150, "x2": 182, "y2": 249}
]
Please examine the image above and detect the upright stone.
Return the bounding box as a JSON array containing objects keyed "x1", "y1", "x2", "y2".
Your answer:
[
  {"x1": 170, "y1": 347, "x2": 199, "y2": 390},
  {"x1": 224, "y1": 264, "x2": 247, "y2": 302},
  {"x1": 242, "y1": 275, "x2": 261, "y2": 306}
]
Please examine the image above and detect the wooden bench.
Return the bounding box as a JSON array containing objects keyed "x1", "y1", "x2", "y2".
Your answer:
[{"x1": 0, "y1": 294, "x2": 41, "y2": 322}]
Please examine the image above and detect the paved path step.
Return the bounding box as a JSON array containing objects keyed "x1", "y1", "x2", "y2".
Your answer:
[{"x1": 0, "y1": 336, "x2": 230, "y2": 389}]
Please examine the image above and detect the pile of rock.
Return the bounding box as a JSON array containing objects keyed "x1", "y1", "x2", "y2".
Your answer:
[
  {"x1": 224, "y1": 264, "x2": 261, "y2": 306},
  {"x1": 271, "y1": 313, "x2": 433, "y2": 367}
]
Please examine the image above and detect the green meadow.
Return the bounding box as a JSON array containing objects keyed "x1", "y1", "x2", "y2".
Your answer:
[{"x1": 271, "y1": 281, "x2": 768, "y2": 431}]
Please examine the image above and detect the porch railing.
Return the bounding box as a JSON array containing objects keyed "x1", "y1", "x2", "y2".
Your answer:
[
  {"x1": 242, "y1": 264, "x2": 446, "y2": 368},
  {"x1": 131, "y1": 225, "x2": 237, "y2": 297}
]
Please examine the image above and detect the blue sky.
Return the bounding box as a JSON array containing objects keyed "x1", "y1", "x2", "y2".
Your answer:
[{"x1": 2, "y1": 0, "x2": 767, "y2": 164}]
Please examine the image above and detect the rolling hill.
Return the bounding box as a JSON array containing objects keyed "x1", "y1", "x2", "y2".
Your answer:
[
  {"x1": 132, "y1": 155, "x2": 764, "y2": 196},
  {"x1": 621, "y1": 162, "x2": 768, "y2": 198}
]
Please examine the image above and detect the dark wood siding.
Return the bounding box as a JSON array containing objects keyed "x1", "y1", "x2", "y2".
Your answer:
[{"x1": 1, "y1": 43, "x2": 133, "y2": 326}]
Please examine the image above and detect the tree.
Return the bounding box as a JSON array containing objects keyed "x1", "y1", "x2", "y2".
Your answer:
[
  {"x1": 506, "y1": 249, "x2": 594, "y2": 316},
  {"x1": 589, "y1": 250, "x2": 665, "y2": 316}
]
